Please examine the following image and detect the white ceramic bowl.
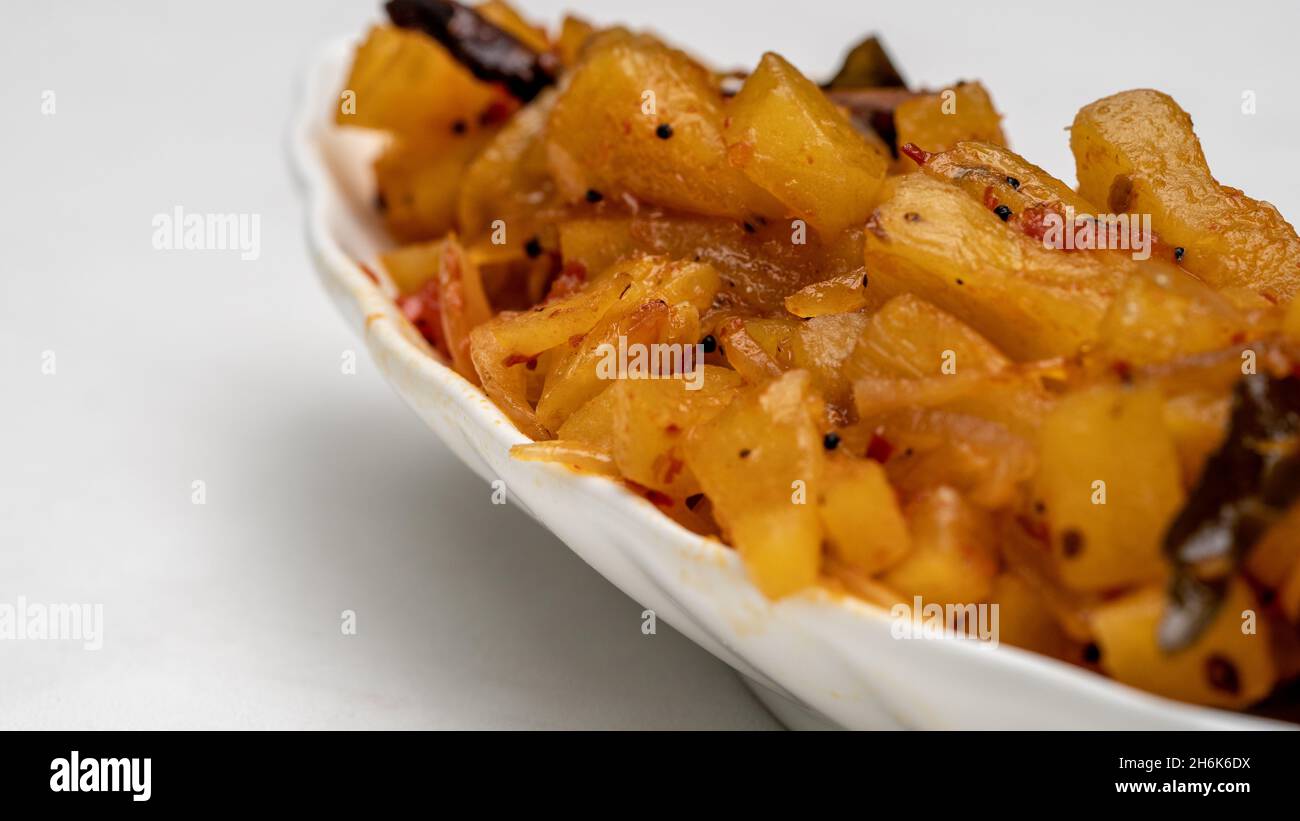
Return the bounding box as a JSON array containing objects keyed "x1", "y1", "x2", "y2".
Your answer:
[{"x1": 290, "y1": 37, "x2": 1285, "y2": 730}]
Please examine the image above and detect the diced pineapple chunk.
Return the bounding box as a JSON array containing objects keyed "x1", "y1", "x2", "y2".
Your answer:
[
  {"x1": 610, "y1": 368, "x2": 745, "y2": 498},
  {"x1": 546, "y1": 31, "x2": 782, "y2": 220},
  {"x1": 864, "y1": 175, "x2": 1123, "y2": 360},
  {"x1": 380, "y1": 239, "x2": 443, "y2": 295},
  {"x1": 1036, "y1": 385, "x2": 1183, "y2": 591},
  {"x1": 881, "y1": 486, "x2": 999, "y2": 605},
  {"x1": 851, "y1": 293, "x2": 1009, "y2": 379},
  {"x1": 1072, "y1": 89, "x2": 1300, "y2": 302},
  {"x1": 483, "y1": 272, "x2": 632, "y2": 362},
  {"x1": 819, "y1": 458, "x2": 910, "y2": 574},
  {"x1": 726, "y1": 53, "x2": 888, "y2": 235},
  {"x1": 337, "y1": 25, "x2": 507, "y2": 137},
  {"x1": 1091, "y1": 582, "x2": 1275, "y2": 708},
  {"x1": 536, "y1": 299, "x2": 670, "y2": 431},
  {"x1": 685, "y1": 372, "x2": 826, "y2": 597},
  {"x1": 894, "y1": 82, "x2": 1006, "y2": 171},
  {"x1": 374, "y1": 134, "x2": 492, "y2": 243}
]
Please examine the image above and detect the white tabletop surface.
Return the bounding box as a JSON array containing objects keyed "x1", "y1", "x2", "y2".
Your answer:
[{"x1": 1, "y1": 0, "x2": 1297, "y2": 729}]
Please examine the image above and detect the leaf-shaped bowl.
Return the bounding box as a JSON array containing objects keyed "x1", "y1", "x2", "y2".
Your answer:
[{"x1": 290, "y1": 37, "x2": 1282, "y2": 730}]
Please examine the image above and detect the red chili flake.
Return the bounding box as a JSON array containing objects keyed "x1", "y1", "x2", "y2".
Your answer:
[
  {"x1": 567, "y1": 333, "x2": 585, "y2": 348},
  {"x1": 478, "y1": 97, "x2": 516, "y2": 127},
  {"x1": 1205, "y1": 654, "x2": 1241, "y2": 695},
  {"x1": 1112, "y1": 360, "x2": 1134, "y2": 385},
  {"x1": 899, "y1": 142, "x2": 931, "y2": 166},
  {"x1": 544, "y1": 261, "x2": 587, "y2": 302},
  {"x1": 1017, "y1": 203, "x2": 1061, "y2": 243},
  {"x1": 502, "y1": 353, "x2": 537, "y2": 367},
  {"x1": 396, "y1": 279, "x2": 448, "y2": 354},
  {"x1": 626, "y1": 480, "x2": 674, "y2": 509},
  {"x1": 982, "y1": 185, "x2": 999, "y2": 211},
  {"x1": 1015, "y1": 515, "x2": 1050, "y2": 545},
  {"x1": 1231, "y1": 332, "x2": 1247, "y2": 345},
  {"x1": 865, "y1": 433, "x2": 894, "y2": 463},
  {"x1": 662, "y1": 456, "x2": 685, "y2": 485},
  {"x1": 357, "y1": 262, "x2": 381, "y2": 286},
  {"x1": 644, "y1": 489, "x2": 674, "y2": 508}
]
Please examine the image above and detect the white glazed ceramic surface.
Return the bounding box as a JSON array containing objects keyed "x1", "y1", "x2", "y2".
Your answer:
[{"x1": 290, "y1": 38, "x2": 1286, "y2": 730}]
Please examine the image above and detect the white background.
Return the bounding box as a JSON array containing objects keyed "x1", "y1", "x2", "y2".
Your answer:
[{"x1": 1, "y1": 0, "x2": 1297, "y2": 729}]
